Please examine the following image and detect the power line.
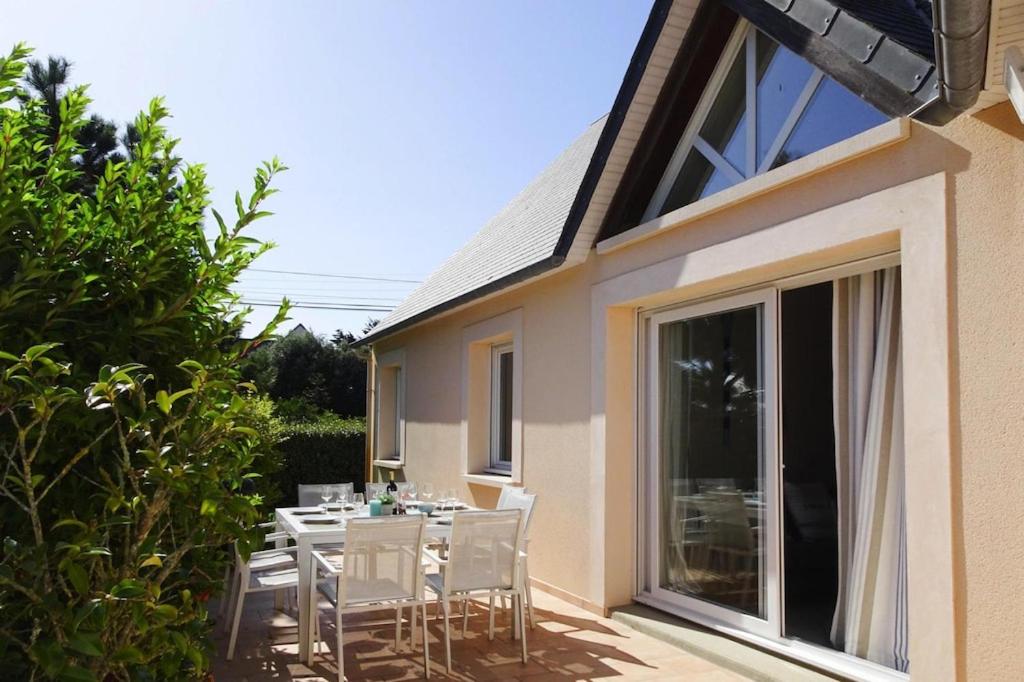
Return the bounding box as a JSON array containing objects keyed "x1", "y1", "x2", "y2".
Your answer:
[
  {"x1": 239, "y1": 299, "x2": 394, "y2": 312},
  {"x1": 246, "y1": 268, "x2": 422, "y2": 284},
  {"x1": 234, "y1": 291, "x2": 404, "y2": 302}
]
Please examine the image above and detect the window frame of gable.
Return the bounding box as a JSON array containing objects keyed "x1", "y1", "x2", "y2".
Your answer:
[{"x1": 643, "y1": 19, "x2": 835, "y2": 222}]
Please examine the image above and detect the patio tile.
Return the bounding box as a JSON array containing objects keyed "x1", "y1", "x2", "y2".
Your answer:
[{"x1": 211, "y1": 589, "x2": 752, "y2": 681}]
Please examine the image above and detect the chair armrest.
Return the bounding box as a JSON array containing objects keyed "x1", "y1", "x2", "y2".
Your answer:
[
  {"x1": 422, "y1": 547, "x2": 448, "y2": 566},
  {"x1": 263, "y1": 531, "x2": 291, "y2": 543},
  {"x1": 257, "y1": 521, "x2": 278, "y2": 529},
  {"x1": 250, "y1": 546, "x2": 297, "y2": 560},
  {"x1": 312, "y1": 550, "x2": 344, "y2": 575}
]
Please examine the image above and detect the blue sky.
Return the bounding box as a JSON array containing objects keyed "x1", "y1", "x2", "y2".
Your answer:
[{"x1": 3, "y1": 1, "x2": 652, "y2": 337}]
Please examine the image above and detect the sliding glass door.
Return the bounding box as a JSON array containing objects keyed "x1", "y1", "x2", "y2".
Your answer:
[{"x1": 645, "y1": 290, "x2": 779, "y2": 636}]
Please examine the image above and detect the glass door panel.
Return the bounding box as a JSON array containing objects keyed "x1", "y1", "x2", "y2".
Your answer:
[{"x1": 647, "y1": 290, "x2": 779, "y2": 634}]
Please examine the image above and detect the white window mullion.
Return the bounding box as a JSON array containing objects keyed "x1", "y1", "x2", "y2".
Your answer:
[
  {"x1": 745, "y1": 28, "x2": 757, "y2": 178},
  {"x1": 693, "y1": 136, "x2": 746, "y2": 185},
  {"x1": 757, "y1": 69, "x2": 825, "y2": 175}
]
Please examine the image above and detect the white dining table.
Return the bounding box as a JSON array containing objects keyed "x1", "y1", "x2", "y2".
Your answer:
[{"x1": 274, "y1": 505, "x2": 471, "y2": 664}]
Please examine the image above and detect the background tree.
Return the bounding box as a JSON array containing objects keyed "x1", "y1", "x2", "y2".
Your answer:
[
  {"x1": 21, "y1": 55, "x2": 127, "y2": 195},
  {"x1": 0, "y1": 43, "x2": 287, "y2": 680},
  {"x1": 241, "y1": 329, "x2": 366, "y2": 419}
]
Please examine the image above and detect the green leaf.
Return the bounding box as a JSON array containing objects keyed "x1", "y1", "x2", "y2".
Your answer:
[
  {"x1": 58, "y1": 665, "x2": 96, "y2": 682},
  {"x1": 200, "y1": 499, "x2": 217, "y2": 516},
  {"x1": 67, "y1": 631, "x2": 103, "y2": 657},
  {"x1": 140, "y1": 555, "x2": 162, "y2": 569},
  {"x1": 110, "y1": 579, "x2": 146, "y2": 600},
  {"x1": 155, "y1": 390, "x2": 171, "y2": 414},
  {"x1": 64, "y1": 562, "x2": 90, "y2": 597}
]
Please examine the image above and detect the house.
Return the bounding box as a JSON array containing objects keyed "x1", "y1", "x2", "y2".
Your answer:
[{"x1": 356, "y1": 1, "x2": 1024, "y2": 679}]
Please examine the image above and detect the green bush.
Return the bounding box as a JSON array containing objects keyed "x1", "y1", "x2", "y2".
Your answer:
[
  {"x1": 0, "y1": 44, "x2": 288, "y2": 680},
  {"x1": 272, "y1": 415, "x2": 366, "y2": 506}
]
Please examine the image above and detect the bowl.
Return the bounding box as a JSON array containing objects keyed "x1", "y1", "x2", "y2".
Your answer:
[{"x1": 418, "y1": 502, "x2": 435, "y2": 516}]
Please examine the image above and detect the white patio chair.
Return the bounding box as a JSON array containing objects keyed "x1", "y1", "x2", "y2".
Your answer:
[
  {"x1": 365, "y1": 481, "x2": 416, "y2": 500},
  {"x1": 310, "y1": 514, "x2": 431, "y2": 681},
  {"x1": 494, "y1": 487, "x2": 538, "y2": 633},
  {"x1": 424, "y1": 509, "x2": 526, "y2": 673},
  {"x1": 225, "y1": 540, "x2": 303, "y2": 660},
  {"x1": 298, "y1": 482, "x2": 355, "y2": 507},
  {"x1": 219, "y1": 522, "x2": 294, "y2": 623}
]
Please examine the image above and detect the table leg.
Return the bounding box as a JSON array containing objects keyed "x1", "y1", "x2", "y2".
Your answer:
[
  {"x1": 274, "y1": 531, "x2": 287, "y2": 611},
  {"x1": 296, "y1": 537, "x2": 313, "y2": 663}
]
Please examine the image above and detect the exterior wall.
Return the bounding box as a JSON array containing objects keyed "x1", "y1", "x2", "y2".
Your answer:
[{"x1": 370, "y1": 103, "x2": 1024, "y2": 679}]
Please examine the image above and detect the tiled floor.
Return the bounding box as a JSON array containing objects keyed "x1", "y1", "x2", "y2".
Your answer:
[{"x1": 211, "y1": 589, "x2": 750, "y2": 681}]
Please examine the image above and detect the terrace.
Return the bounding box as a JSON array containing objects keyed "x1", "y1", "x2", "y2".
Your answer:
[{"x1": 210, "y1": 588, "x2": 749, "y2": 681}]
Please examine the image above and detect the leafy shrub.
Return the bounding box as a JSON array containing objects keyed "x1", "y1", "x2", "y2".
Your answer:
[
  {"x1": 272, "y1": 415, "x2": 366, "y2": 506},
  {"x1": 0, "y1": 44, "x2": 288, "y2": 680}
]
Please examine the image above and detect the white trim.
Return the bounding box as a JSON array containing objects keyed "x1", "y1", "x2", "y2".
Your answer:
[
  {"x1": 591, "y1": 173, "x2": 956, "y2": 678},
  {"x1": 373, "y1": 348, "x2": 406, "y2": 465},
  {"x1": 597, "y1": 118, "x2": 910, "y2": 256},
  {"x1": 643, "y1": 289, "x2": 780, "y2": 639},
  {"x1": 489, "y1": 343, "x2": 515, "y2": 471},
  {"x1": 643, "y1": 20, "x2": 751, "y2": 223},
  {"x1": 461, "y1": 309, "x2": 524, "y2": 482},
  {"x1": 634, "y1": 593, "x2": 909, "y2": 682},
  {"x1": 462, "y1": 472, "x2": 519, "y2": 489},
  {"x1": 757, "y1": 69, "x2": 825, "y2": 175},
  {"x1": 693, "y1": 136, "x2": 745, "y2": 184}
]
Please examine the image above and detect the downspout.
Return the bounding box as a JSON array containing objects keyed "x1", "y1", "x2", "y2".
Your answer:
[
  {"x1": 361, "y1": 347, "x2": 376, "y2": 487},
  {"x1": 914, "y1": 0, "x2": 990, "y2": 125}
]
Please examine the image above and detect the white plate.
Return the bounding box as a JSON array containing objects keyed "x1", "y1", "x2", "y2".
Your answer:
[
  {"x1": 291, "y1": 507, "x2": 325, "y2": 515},
  {"x1": 301, "y1": 515, "x2": 341, "y2": 524}
]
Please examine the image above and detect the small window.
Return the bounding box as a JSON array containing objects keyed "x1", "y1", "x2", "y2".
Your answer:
[
  {"x1": 488, "y1": 343, "x2": 514, "y2": 473},
  {"x1": 374, "y1": 352, "x2": 405, "y2": 464},
  {"x1": 645, "y1": 21, "x2": 887, "y2": 220}
]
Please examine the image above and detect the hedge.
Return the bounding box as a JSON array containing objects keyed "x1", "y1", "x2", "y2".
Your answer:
[{"x1": 271, "y1": 415, "x2": 366, "y2": 506}]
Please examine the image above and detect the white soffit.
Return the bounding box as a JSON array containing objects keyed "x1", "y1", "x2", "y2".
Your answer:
[
  {"x1": 564, "y1": 0, "x2": 701, "y2": 263},
  {"x1": 969, "y1": 0, "x2": 1024, "y2": 114}
]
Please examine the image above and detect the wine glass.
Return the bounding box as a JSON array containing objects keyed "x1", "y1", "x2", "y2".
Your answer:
[
  {"x1": 320, "y1": 485, "x2": 332, "y2": 511},
  {"x1": 448, "y1": 488, "x2": 460, "y2": 509},
  {"x1": 351, "y1": 492, "x2": 364, "y2": 514},
  {"x1": 420, "y1": 483, "x2": 434, "y2": 503},
  {"x1": 335, "y1": 486, "x2": 349, "y2": 506}
]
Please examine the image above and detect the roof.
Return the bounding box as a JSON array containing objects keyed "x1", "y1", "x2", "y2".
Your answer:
[
  {"x1": 831, "y1": 0, "x2": 934, "y2": 61},
  {"x1": 360, "y1": 117, "x2": 607, "y2": 343}
]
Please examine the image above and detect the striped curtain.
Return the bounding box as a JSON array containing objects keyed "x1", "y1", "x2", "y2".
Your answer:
[{"x1": 830, "y1": 267, "x2": 909, "y2": 672}]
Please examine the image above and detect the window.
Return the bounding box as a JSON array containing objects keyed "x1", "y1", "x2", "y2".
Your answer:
[
  {"x1": 488, "y1": 344, "x2": 514, "y2": 473},
  {"x1": 645, "y1": 22, "x2": 888, "y2": 220},
  {"x1": 374, "y1": 349, "x2": 405, "y2": 465},
  {"x1": 642, "y1": 265, "x2": 909, "y2": 673},
  {"x1": 460, "y1": 309, "x2": 523, "y2": 486}
]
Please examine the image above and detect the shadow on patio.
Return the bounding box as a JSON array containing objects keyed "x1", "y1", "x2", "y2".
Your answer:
[{"x1": 210, "y1": 588, "x2": 749, "y2": 681}]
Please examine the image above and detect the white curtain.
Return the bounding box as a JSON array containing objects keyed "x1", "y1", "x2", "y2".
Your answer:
[{"x1": 830, "y1": 267, "x2": 909, "y2": 672}]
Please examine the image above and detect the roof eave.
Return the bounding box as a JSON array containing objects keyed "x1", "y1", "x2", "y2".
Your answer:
[{"x1": 353, "y1": 255, "x2": 564, "y2": 348}]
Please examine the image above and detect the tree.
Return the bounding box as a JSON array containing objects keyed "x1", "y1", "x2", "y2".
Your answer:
[
  {"x1": 21, "y1": 55, "x2": 128, "y2": 195},
  {"x1": 0, "y1": 43, "x2": 288, "y2": 680},
  {"x1": 241, "y1": 331, "x2": 366, "y2": 419}
]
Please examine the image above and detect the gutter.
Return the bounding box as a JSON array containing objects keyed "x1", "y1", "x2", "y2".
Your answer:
[{"x1": 914, "y1": 0, "x2": 991, "y2": 125}]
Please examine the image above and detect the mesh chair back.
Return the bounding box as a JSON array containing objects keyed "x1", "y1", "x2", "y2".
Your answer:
[
  {"x1": 340, "y1": 515, "x2": 425, "y2": 606},
  {"x1": 496, "y1": 485, "x2": 526, "y2": 509},
  {"x1": 446, "y1": 509, "x2": 522, "y2": 593},
  {"x1": 365, "y1": 481, "x2": 416, "y2": 500},
  {"x1": 497, "y1": 488, "x2": 537, "y2": 540},
  {"x1": 339, "y1": 512, "x2": 423, "y2": 602},
  {"x1": 297, "y1": 483, "x2": 354, "y2": 507}
]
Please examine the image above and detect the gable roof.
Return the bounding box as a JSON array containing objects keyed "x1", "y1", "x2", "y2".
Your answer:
[
  {"x1": 360, "y1": 0, "x2": 989, "y2": 346},
  {"x1": 359, "y1": 118, "x2": 606, "y2": 344}
]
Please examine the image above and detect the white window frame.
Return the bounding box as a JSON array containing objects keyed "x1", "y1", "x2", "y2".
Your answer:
[
  {"x1": 637, "y1": 255, "x2": 910, "y2": 681},
  {"x1": 460, "y1": 309, "x2": 524, "y2": 487},
  {"x1": 642, "y1": 20, "x2": 826, "y2": 222},
  {"x1": 487, "y1": 343, "x2": 514, "y2": 474},
  {"x1": 642, "y1": 289, "x2": 781, "y2": 639},
  {"x1": 373, "y1": 348, "x2": 405, "y2": 468}
]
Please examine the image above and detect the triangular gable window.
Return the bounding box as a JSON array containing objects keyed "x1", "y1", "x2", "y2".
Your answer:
[{"x1": 645, "y1": 21, "x2": 888, "y2": 220}]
